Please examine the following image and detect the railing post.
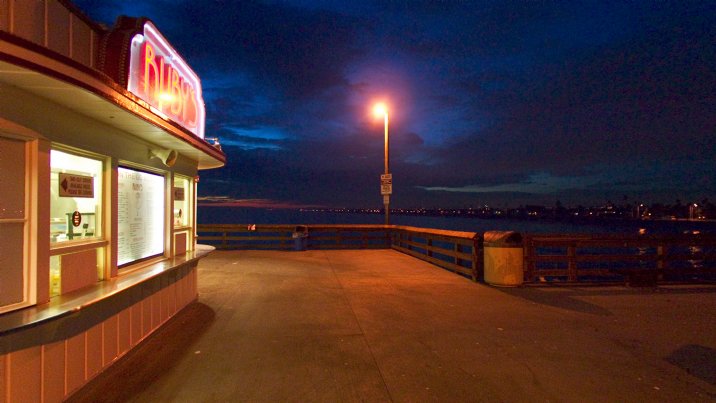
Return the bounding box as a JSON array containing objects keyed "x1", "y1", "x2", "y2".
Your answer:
[
  {"x1": 471, "y1": 235, "x2": 480, "y2": 282},
  {"x1": 222, "y1": 231, "x2": 227, "y2": 250},
  {"x1": 523, "y1": 235, "x2": 532, "y2": 283},
  {"x1": 454, "y1": 243, "x2": 461, "y2": 275},
  {"x1": 657, "y1": 244, "x2": 667, "y2": 281},
  {"x1": 427, "y1": 238, "x2": 433, "y2": 258},
  {"x1": 568, "y1": 243, "x2": 577, "y2": 282}
]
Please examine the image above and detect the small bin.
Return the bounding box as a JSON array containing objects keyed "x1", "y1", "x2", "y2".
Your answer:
[
  {"x1": 483, "y1": 231, "x2": 524, "y2": 286},
  {"x1": 292, "y1": 225, "x2": 308, "y2": 251}
]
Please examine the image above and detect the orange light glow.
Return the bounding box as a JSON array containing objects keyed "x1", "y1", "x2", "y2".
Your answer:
[
  {"x1": 373, "y1": 103, "x2": 388, "y2": 118},
  {"x1": 159, "y1": 92, "x2": 174, "y2": 102}
]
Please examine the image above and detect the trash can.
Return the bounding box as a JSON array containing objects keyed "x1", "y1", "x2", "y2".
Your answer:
[
  {"x1": 483, "y1": 231, "x2": 524, "y2": 286},
  {"x1": 292, "y1": 225, "x2": 308, "y2": 251}
]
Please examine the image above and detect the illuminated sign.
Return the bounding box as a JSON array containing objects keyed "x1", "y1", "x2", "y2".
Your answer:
[{"x1": 127, "y1": 22, "x2": 205, "y2": 139}]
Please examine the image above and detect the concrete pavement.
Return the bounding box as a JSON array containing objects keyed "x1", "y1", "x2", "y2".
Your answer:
[{"x1": 70, "y1": 249, "x2": 716, "y2": 402}]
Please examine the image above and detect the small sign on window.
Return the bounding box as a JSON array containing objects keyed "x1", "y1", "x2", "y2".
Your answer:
[
  {"x1": 59, "y1": 173, "x2": 94, "y2": 198},
  {"x1": 174, "y1": 187, "x2": 185, "y2": 201}
]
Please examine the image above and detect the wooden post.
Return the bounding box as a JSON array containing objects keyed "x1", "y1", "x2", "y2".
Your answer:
[
  {"x1": 567, "y1": 243, "x2": 577, "y2": 282},
  {"x1": 222, "y1": 231, "x2": 227, "y2": 250},
  {"x1": 427, "y1": 238, "x2": 433, "y2": 258},
  {"x1": 454, "y1": 243, "x2": 461, "y2": 275},
  {"x1": 523, "y1": 235, "x2": 532, "y2": 283},
  {"x1": 471, "y1": 236, "x2": 480, "y2": 282}
]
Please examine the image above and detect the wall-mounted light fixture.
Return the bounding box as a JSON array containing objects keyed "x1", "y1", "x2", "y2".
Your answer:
[{"x1": 149, "y1": 148, "x2": 178, "y2": 167}]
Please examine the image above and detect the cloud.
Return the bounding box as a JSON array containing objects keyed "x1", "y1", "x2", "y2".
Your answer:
[
  {"x1": 197, "y1": 196, "x2": 322, "y2": 209},
  {"x1": 419, "y1": 173, "x2": 603, "y2": 194},
  {"x1": 74, "y1": 0, "x2": 716, "y2": 208}
]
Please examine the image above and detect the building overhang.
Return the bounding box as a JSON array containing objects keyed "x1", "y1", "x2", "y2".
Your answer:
[{"x1": 0, "y1": 32, "x2": 225, "y2": 170}]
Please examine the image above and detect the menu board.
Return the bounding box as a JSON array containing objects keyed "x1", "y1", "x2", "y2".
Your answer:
[{"x1": 117, "y1": 167, "x2": 165, "y2": 266}]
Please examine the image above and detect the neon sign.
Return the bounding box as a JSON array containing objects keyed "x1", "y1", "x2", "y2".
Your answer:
[{"x1": 127, "y1": 22, "x2": 205, "y2": 139}]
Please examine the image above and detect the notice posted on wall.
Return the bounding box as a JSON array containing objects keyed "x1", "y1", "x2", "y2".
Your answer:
[{"x1": 117, "y1": 167, "x2": 165, "y2": 266}]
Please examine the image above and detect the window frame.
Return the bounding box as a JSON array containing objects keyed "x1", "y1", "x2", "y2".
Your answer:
[
  {"x1": 48, "y1": 146, "x2": 109, "y2": 297},
  {"x1": 116, "y1": 164, "x2": 168, "y2": 269},
  {"x1": 0, "y1": 134, "x2": 36, "y2": 313}
]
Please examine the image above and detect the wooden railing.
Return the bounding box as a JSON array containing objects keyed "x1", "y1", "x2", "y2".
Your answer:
[
  {"x1": 197, "y1": 224, "x2": 391, "y2": 251},
  {"x1": 391, "y1": 226, "x2": 481, "y2": 281},
  {"x1": 197, "y1": 225, "x2": 715, "y2": 285},
  {"x1": 196, "y1": 224, "x2": 481, "y2": 281},
  {"x1": 523, "y1": 233, "x2": 716, "y2": 284}
]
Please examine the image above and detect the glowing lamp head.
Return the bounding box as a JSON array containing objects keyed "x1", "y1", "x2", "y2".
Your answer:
[{"x1": 373, "y1": 103, "x2": 388, "y2": 118}]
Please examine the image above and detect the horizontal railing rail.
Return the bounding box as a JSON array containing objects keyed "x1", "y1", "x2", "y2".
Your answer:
[
  {"x1": 523, "y1": 233, "x2": 716, "y2": 284},
  {"x1": 197, "y1": 224, "x2": 298, "y2": 250},
  {"x1": 390, "y1": 226, "x2": 482, "y2": 281},
  {"x1": 197, "y1": 224, "x2": 392, "y2": 251}
]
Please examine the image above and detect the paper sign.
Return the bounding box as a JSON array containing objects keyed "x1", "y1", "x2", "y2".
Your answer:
[{"x1": 59, "y1": 173, "x2": 94, "y2": 198}]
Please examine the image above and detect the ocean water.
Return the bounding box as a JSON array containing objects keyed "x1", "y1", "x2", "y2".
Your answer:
[{"x1": 197, "y1": 207, "x2": 716, "y2": 235}]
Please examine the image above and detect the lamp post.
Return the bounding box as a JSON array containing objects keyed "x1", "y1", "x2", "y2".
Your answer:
[{"x1": 373, "y1": 103, "x2": 390, "y2": 224}]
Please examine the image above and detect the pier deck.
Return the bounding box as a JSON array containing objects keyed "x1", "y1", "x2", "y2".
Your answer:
[{"x1": 70, "y1": 249, "x2": 716, "y2": 402}]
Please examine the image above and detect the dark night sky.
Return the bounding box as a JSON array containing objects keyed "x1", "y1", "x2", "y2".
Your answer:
[{"x1": 75, "y1": 0, "x2": 716, "y2": 208}]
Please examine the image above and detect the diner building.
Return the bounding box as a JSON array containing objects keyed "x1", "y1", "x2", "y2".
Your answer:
[{"x1": 0, "y1": 1, "x2": 225, "y2": 401}]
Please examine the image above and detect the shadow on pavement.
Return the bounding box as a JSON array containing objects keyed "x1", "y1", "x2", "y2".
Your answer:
[
  {"x1": 496, "y1": 287, "x2": 613, "y2": 316},
  {"x1": 666, "y1": 344, "x2": 716, "y2": 387},
  {"x1": 495, "y1": 285, "x2": 716, "y2": 316},
  {"x1": 67, "y1": 302, "x2": 216, "y2": 403}
]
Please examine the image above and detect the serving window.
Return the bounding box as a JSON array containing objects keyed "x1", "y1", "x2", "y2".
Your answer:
[
  {"x1": 173, "y1": 175, "x2": 192, "y2": 228},
  {"x1": 50, "y1": 149, "x2": 103, "y2": 243},
  {"x1": 49, "y1": 149, "x2": 106, "y2": 297},
  {"x1": 117, "y1": 167, "x2": 166, "y2": 267}
]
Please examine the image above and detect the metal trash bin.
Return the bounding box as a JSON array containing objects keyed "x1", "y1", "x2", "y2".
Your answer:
[
  {"x1": 292, "y1": 225, "x2": 308, "y2": 251},
  {"x1": 483, "y1": 231, "x2": 524, "y2": 286}
]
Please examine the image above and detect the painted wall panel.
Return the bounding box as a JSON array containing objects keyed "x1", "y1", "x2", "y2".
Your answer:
[
  {"x1": 43, "y1": 341, "x2": 66, "y2": 403},
  {"x1": 12, "y1": 0, "x2": 44, "y2": 45},
  {"x1": 175, "y1": 232, "x2": 187, "y2": 255},
  {"x1": 9, "y1": 346, "x2": 41, "y2": 403},
  {"x1": 65, "y1": 333, "x2": 85, "y2": 395},
  {"x1": 0, "y1": 0, "x2": 9, "y2": 32},
  {"x1": 103, "y1": 315, "x2": 118, "y2": 367},
  {"x1": 86, "y1": 324, "x2": 102, "y2": 379},
  {"x1": 70, "y1": 14, "x2": 92, "y2": 66},
  {"x1": 151, "y1": 292, "x2": 161, "y2": 330},
  {"x1": 169, "y1": 281, "x2": 178, "y2": 316},
  {"x1": 61, "y1": 248, "x2": 98, "y2": 294},
  {"x1": 0, "y1": 354, "x2": 6, "y2": 403},
  {"x1": 46, "y1": 0, "x2": 70, "y2": 57},
  {"x1": 142, "y1": 298, "x2": 152, "y2": 338},
  {"x1": 131, "y1": 302, "x2": 143, "y2": 346},
  {"x1": 118, "y1": 307, "x2": 131, "y2": 356},
  {"x1": 160, "y1": 286, "x2": 170, "y2": 323}
]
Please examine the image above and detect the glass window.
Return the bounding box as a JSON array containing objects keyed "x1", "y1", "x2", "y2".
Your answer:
[
  {"x1": 117, "y1": 167, "x2": 165, "y2": 266},
  {"x1": 173, "y1": 175, "x2": 192, "y2": 227},
  {"x1": 50, "y1": 150, "x2": 103, "y2": 243}
]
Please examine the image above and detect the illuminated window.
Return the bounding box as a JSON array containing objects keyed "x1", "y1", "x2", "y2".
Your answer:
[
  {"x1": 117, "y1": 167, "x2": 165, "y2": 266},
  {"x1": 49, "y1": 149, "x2": 105, "y2": 298},
  {"x1": 173, "y1": 175, "x2": 192, "y2": 228},
  {"x1": 50, "y1": 149, "x2": 103, "y2": 243}
]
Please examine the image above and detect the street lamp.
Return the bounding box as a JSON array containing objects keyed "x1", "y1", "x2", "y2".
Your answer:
[{"x1": 373, "y1": 103, "x2": 390, "y2": 224}]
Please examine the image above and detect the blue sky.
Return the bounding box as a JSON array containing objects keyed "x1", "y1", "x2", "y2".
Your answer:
[{"x1": 75, "y1": 0, "x2": 716, "y2": 208}]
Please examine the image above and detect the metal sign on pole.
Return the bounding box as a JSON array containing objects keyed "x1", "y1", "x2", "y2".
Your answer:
[{"x1": 380, "y1": 173, "x2": 392, "y2": 195}]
